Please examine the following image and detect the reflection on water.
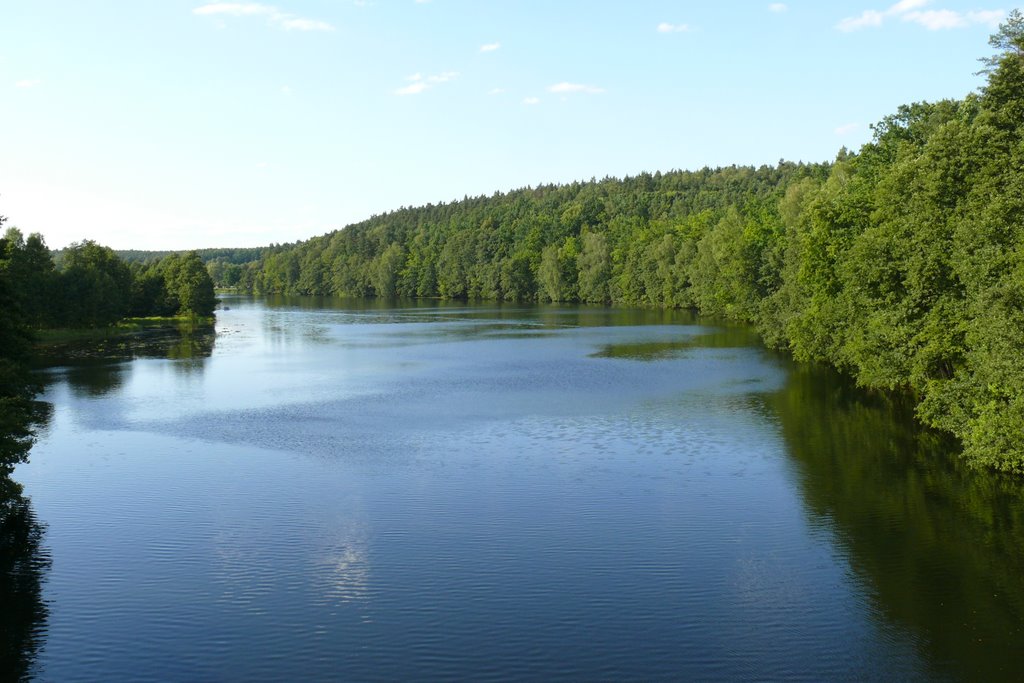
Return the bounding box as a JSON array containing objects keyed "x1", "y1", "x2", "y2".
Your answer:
[
  {"x1": 590, "y1": 326, "x2": 763, "y2": 361},
  {"x1": 37, "y1": 323, "x2": 216, "y2": 398},
  {"x1": 0, "y1": 476, "x2": 50, "y2": 682},
  {"x1": 765, "y1": 365, "x2": 1024, "y2": 681},
  {"x1": 36, "y1": 321, "x2": 215, "y2": 369}
]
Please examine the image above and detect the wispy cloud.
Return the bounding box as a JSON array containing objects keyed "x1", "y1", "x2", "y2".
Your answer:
[
  {"x1": 523, "y1": 97, "x2": 540, "y2": 105},
  {"x1": 395, "y1": 82, "x2": 429, "y2": 95},
  {"x1": 903, "y1": 8, "x2": 1004, "y2": 29},
  {"x1": 547, "y1": 82, "x2": 605, "y2": 95},
  {"x1": 657, "y1": 22, "x2": 691, "y2": 33},
  {"x1": 769, "y1": 3, "x2": 788, "y2": 12},
  {"x1": 480, "y1": 42, "x2": 501, "y2": 52},
  {"x1": 837, "y1": 0, "x2": 1003, "y2": 32},
  {"x1": 15, "y1": 79, "x2": 42, "y2": 88},
  {"x1": 838, "y1": 9, "x2": 884, "y2": 31},
  {"x1": 394, "y1": 71, "x2": 458, "y2": 95},
  {"x1": 835, "y1": 122, "x2": 861, "y2": 135},
  {"x1": 192, "y1": 3, "x2": 335, "y2": 31},
  {"x1": 488, "y1": 87, "x2": 506, "y2": 95}
]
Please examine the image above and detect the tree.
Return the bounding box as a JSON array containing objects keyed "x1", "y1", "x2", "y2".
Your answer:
[
  {"x1": 0, "y1": 228, "x2": 57, "y2": 327},
  {"x1": 977, "y1": 8, "x2": 1024, "y2": 74},
  {"x1": 161, "y1": 252, "x2": 216, "y2": 317},
  {"x1": 58, "y1": 240, "x2": 134, "y2": 327},
  {"x1": 576, "y1": 231, "x2": 611, "y2": 303}
]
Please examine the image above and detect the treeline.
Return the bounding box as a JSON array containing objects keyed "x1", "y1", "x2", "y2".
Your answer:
[
  {"x1": 235, "y1": 15, "x2": 1024, "y2": 473},
  {"x1": 1, "y1": 229, "x2": 216, "y2": 328},
  {"x1": 112, "y1": 246, "x2": 264, "y2": 265},
  {"x1": 110, "y1": 247, "x2": 265, "y2": 289}
]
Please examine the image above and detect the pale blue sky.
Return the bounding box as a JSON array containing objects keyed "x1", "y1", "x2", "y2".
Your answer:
[{"x1": 0, "y1": 1, "x2": 1013, "y2": 249}]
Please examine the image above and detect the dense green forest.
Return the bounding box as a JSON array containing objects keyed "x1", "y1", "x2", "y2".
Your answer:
[
  {"x1": 108, "y1": 247, "x2": 264, "y2": 289},
  {"x1": 1, "y1": 230, "x2": 216, "y2": 329},
  {"x1": 221, "y1": 14, "x2": 1024, "y2": 473}
]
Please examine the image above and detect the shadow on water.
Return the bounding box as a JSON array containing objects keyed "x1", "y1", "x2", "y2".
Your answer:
[
  {"x1": 35, "y1": 321, "x2": 216, "y2": 368},
  {"x1": 0, "y1": 475, "x2": 51, "y2": 683},
  {"x1": 762, "y1": 363, "x2": 1024, "y2": 681},
  {"x1": 0, "y1": 397, "x2": 53, "y2": 681},
  {"x1": 252, "y1": 294, "x2": 704, "y2": 328},
  {"x1": 35, "y1": 322, "x2": 216, "y2": 396},
  {"x1": 590, "y1": 326, "x2": 763, "y2": 360}
]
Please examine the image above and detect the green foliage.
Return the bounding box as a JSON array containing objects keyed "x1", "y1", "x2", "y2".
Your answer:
[
  {"x1": 57, "y1": 240, "x2": 134, "y2": 327},
  {"x1": 159, "y1": 252, "x2": 216, "y2": 317},
  {"x1": 0, "y1": 222, "x2": 38, "y2": 473}
]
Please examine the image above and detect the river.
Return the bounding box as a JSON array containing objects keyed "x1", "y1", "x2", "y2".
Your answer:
[{"x1": 5, "y1": 296, "x2": 1023, "y2": 680}]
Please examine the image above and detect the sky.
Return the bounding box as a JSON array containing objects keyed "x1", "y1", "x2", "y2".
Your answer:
[{"x1": 0, "y1": 1, "x2": 1014, "y2": 250}]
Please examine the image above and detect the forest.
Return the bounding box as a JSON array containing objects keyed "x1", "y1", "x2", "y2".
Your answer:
[
  {"x1": 3, "y1": 13, "x2": 1024, "y2": 474},
  {"x1": 222, "y1": 14, "x2": 1024, "y2": 474}
]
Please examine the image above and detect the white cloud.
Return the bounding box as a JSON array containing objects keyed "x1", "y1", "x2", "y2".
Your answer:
[
  {"x1": 967, "y1": 9, "x2": 1006, "y2": 25},
  {"x1": 281, "y1": 85, "x2": 291, "y2": 95},
  {"x1": 837, "y1": 9, "x2": 884, "y2": 31},
  {"x1": 547, "y1": 82, "x2": 605, "y2": 95},
  {"x1": 192, "y1": 3, "x2": 334, "y2": 31},
  {"x1": 395, "y1": 81, "x2": 429, "y2": 95},
  {"x1": 838, "y1": 0, "x2": 1003, "y2": 32},
  {"x1": 902, "y1": 9, "x2": 967, "y2": 29},
  {"x1": 835, "y1": 122, "x2": 861, "y2": 135},
  {"x1": 523, "y1": 97, "x2": 540, "y2": 105},
  {"x1": 15, "y1": 79, "x2": 42, "y2": 88},
  {"x1": 903, "y1": 7, "x2": 1004, "y2": 29},
  {"x1": 480, "y1": 42, "x2": 501, "y2": 52},
  {"x1": 657, "y1": 22, "x2": 691, "y2": 33},
  {"x1": 488, "y1": 88, "x2": 506, "y2": 95},
  {"x1": 256, "y1": 161, "x2": 271, "y2": 169},
  {"x1": 769, "y1": 3, "x2": 788, "y2": 12},
  {"x1": 889, "y1": 0, "x2": 930, "y2": 11},
  {"x1": 394, "y1": 71, "x2": 457, "y2": 95}
]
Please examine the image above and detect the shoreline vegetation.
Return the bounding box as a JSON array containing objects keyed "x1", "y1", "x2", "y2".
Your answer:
[
  {"x1": 33, "y1": 315, "x2": 216, "y2": 347},
  {"x1": 2, "y1": 15, "x2": 1024, "y2": 474}
]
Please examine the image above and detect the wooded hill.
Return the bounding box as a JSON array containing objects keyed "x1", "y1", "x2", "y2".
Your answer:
[{"x1": 231, "y1": 14, "x2": 1024, "y2": 473}]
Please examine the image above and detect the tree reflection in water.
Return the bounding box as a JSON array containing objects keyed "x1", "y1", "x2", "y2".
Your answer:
[
  {"x1": 0, "y1": 474, "x2": 50, "y2": 682},
  {"x1": 765, "y1": 363, "x2": 1024, "y2": 681}
]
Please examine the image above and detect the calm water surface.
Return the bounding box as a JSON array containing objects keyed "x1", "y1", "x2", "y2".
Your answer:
[{"x1": 5, "y1": 297, "x2": 1024, "y2": 681}]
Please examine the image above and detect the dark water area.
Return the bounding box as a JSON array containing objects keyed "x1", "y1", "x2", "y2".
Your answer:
[{"x1": 4, "y1": 296, "x2": 1023, "y2": 681}]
